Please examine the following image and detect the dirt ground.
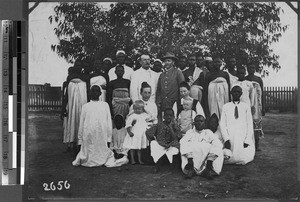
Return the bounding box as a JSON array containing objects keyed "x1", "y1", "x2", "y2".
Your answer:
[{"x1": 27, "y1": 112, "x2": 299, "y2": 200}]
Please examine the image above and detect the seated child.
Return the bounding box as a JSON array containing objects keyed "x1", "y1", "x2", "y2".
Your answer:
[
  {"x1": 122, "y1": 100, "x2": 151, "y2": 164},
  {"x1": 178, "y1": 99, "x2": 197, "y2": 135}
]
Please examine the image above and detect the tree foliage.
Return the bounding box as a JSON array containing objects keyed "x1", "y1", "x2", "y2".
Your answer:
[{"x1": 49, "y1": 2, "x2": 287, "y2": 74}]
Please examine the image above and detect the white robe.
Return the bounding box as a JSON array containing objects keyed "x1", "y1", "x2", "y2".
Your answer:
[
  {"x1": 219, "y1": 102, "x2": 255, "y2": 165},
  {"x1": 64, "y1": 79, "x2": 87, "y2": 143},
  {"x1": 108, "y1": 64, "x2": 134, "y2": 81},
  {"x1": 72, "y1": 101, "x2": 128, "y2": 167},
  {"x1": 224, "y1": 69, "x2": 238, "y2": 89},
  {"x1": 208, "y1": 77, "x2": 229, "y2": 119},
  {"x1": 90, "y1": 75, "x2": 107, "y2": 102},
  {"x1": 130, "y1": 68, "x2": 159, "y2": 103},
  {"x1": 180, "y1": 129, "x2": 224, "y2": 175}
]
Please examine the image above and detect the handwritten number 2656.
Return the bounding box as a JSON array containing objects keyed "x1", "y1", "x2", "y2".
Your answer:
[{"x1": 43, "y1": 181, "x2": 70, "y2": 191}]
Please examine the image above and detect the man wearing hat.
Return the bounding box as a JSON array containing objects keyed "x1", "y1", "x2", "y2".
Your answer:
[
  {"x1": 108, "y1": 50, "x2": 134, "y2": 81},
  {"x1": 156, "y1": 52, "x2": 185, "y2": 121},
  {"x1": 223, "y1": 57, "x2": 238, "y2": 88}
]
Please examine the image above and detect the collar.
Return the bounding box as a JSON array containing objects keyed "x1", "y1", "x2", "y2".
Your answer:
[
  {"x1": 180, "y1": 97, "x2": 193, "y2": 104},
  {"x1": 233, "y1": 101, "x2": 240, "y2": 105},
  {"x1": 165, "y1": 67, "x2": 174, "y2": 72}
]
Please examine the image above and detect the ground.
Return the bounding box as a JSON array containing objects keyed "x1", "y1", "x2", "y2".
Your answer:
[{"x1": 27, "y1": 112, "x2": 299, "y2": 200}]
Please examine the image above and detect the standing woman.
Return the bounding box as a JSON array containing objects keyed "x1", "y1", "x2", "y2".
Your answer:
[
  {"x1": 62, "y1": 60, "x2": 89, "y2": 154},
  {"x1": 106, "y1": 65, "x2": 131, "y2": 118},
  {"x1": 203, "y1": 56, "x2": 230, "y2": 118}
]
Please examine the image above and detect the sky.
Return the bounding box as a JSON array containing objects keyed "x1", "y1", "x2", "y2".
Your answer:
[{"x1": 28, "y1": 2, "x2": 298, "y2": 87}]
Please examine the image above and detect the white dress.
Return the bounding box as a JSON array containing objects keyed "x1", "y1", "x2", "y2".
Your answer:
[
  {"x1": 64, "y1": 79, "x2": 87, "y2": 144},
  {"x1": 219, "y1": 102, "x2": 255, "y2": 165},
  {"x1": 72, "y1": 100, "x2": 128, "y2": 167},
  {"x1": 123, "y1": 112, "x2": 150, "y2": 150}
]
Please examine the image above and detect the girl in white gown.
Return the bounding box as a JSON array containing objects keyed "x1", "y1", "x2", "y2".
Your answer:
[{"x1": 123, "y1": 100, "x2": 151, "y2": 164}]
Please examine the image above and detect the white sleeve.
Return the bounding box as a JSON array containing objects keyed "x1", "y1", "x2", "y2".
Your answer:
[
  {"x1": 130, "y1": 72, "x2": 139, "y2": 102},
  {"x1": 105, "y1": 103, "x2": 113, "y2": 143},
  {"x1": 196, "y1": 101, "x2": 205, "y2": 118},
  {"x1": 125, "y1": 114, "x2": 134, "y2": 129},
  {"x1": 219, "y1": 104, "x2": 230, "y2": 142},
  {"x1": 173, "y1": 102, "x2": 178, "y2": 118},
  {"x1": 77, "y1": 105, "x2": 86, "y2": 145},
  {"x1": 244, "y1": 104, "x2": 254, "y2": 145}
]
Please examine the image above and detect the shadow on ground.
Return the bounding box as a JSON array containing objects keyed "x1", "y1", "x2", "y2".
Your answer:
[{"x1": 27, "y1": 112, "x2": 299, "y2": 200}]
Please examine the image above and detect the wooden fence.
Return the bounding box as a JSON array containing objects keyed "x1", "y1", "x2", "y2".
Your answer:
[
  {"x1": 28, "y1": 84, "x2": 298, "y2": 113},
  {"x1": 28, "y1": 84, "x2": 62, "y2": 112},
  {"x1": 264, "y1": 86, "x2": 297, "y2": 112}
]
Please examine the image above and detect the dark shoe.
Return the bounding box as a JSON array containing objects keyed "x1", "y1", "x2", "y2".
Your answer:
[
  {"x1": 184, "y1": 169, "x2": 195, "y2": 179},
  {"x1": 201, "y1": 168, "x2": 214, "y2": 180}
]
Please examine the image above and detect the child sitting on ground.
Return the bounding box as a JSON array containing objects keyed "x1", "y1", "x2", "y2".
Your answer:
[
  {"x1": 178, "y1": 99, "x2": 197, "y2": 136},
  {"x1": 122, "y1": 100, "x2": 151, "y2": 164}
]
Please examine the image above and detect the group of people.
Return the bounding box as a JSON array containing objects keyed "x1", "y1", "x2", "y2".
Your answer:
[{"x1": 60, "y1": 49, "x2": 265, "y2": 179}]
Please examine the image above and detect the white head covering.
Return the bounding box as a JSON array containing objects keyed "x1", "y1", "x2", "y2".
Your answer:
[
  {"x1": 204, "y1": 56, "x2": 213, "y2": 61},
  {"x1": 103, "y1": 57, "x2": 112, "y2": 63},
  {"x1": 90, "y1": 84, "x2": 102, "y2": 92},
  {"x1": 116, "y1": 50, "x2": 126, "y2": 56},
  {"x1": 154, "y1": 59, "x2": 162, "y2": 64}
]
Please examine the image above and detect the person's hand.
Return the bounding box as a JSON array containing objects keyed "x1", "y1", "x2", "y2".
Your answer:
[
  {"x1": 129, "y1": 131, "x2": 134, "y2": 137},
  {"x1": 131, "y1": 119, "x2": 137, "y2": 126},
  {"x1": 243, "y1": 143, "x2": 249, "y2": 148},
  {"x1": 60, "y1": 111, "x2": 68, "y2": 120},
  {"x1": 251, "y1": 106, "x2": 255, "y2": 115},
  {"x1": 224, "y1": 140, "x2": 231, "y2": 149}
]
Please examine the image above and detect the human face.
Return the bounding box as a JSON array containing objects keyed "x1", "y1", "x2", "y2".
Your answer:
[
  {"x1": 213, "y1": 58, "x2": 222, "y2": 71},
  {"x1": 206, "y1": 60, "x2": 213, "y2": 71},
  {"x1": 163, "y1": 110, "x2": 174, "y2": 124},
  {"x1": 140, "y1": 55, "x2": 151, "y2": 70},
  {"x1": 116, "y1": 54, "x2": 126, "y2": 64},
  {"x1": 194, "y1": 115, "x2": 206, "y2": 131},
  {"x1": 231, "y1": 86, "x2": 242, "y2": 101},
  {"x1": 164, "y1": 58, "x2": 174, "y2": 69},
  {"x1": 208, "y1": 118, "x2": 218, "y2": 132},
  {"x1": 153, "y1": 62, "x2": 162, "y2": 72},
  {"x1": 237, "y1": 68, "x2": 246, "y2": 80},
  {"x1": 247, "y1": 64, "x2": 256, "y2": 76},
  {"x1": 103, "y1": 60, "x2": 112, "y2": 72},
  {"x1": 141, "y1": 87, "x2": 151, "y2": 101},
  {"x1": 182, "y1": 102, "x2": 191, "y2": 110},
  {"x1": 228, "y1": 58, "x2": 236, "y2": 68},
  {"x1": 178, "y1": 58, "x2": 187, "y2": 69},
  {"x1": 180, "y1": 87, "x2": 190, "y2": 99},
  {"x1": 133, "y1": 105, "x2": 144, "y2": 114},
  {"x1": 188, "y1": 56, "x2": 196, "y2": 66},
  {"x1": 115, "y1": 66, "x2": 124, "y2": 78},
  {"x1": 196, "y1": 56, "x2": 203, "y2": 67}
]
